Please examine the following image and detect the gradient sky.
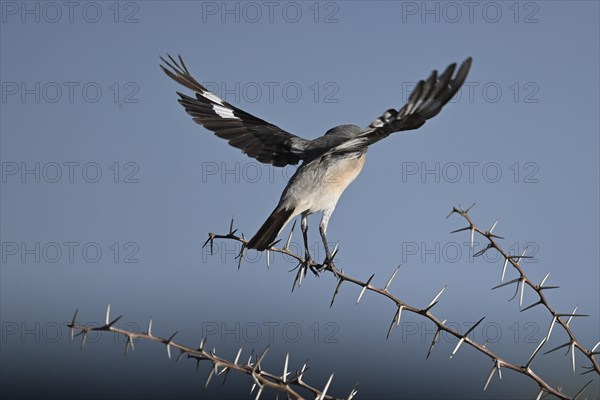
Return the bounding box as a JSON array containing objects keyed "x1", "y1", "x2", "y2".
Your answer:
[{"x1": 1, "y1": 1, "x2": 599, "y2": 399}]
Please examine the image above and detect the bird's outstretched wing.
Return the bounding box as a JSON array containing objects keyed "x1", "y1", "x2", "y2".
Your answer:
[
  {"x1": 161, "y1": 55, "x2": 310, "y2": 167},
  {"x1": 324, "y1": 57, "x2": 472, "y2": 155}
]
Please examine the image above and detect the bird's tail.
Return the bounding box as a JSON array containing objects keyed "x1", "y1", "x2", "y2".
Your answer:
[{"x1": 247, "y1": 208, "x2": 294, "y2": 251}]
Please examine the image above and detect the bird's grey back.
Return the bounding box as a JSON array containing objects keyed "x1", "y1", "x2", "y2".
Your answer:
[{"x1": 304, "y1": 124, "x2": 365, "y2": 161}]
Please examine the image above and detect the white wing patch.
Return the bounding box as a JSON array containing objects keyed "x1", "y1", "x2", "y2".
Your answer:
[
  {"x1": 212, "y1": 104, "x2": 239, "y2": 120},
  {"x1": 202, "y1": 91, "x2": 225, "y2": 106}
]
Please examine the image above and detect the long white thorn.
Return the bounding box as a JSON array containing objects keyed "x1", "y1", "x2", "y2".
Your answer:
[
  {"x1": 80, "y1": 331, "x2": 88, "y2": 350},
  {"x1": 318, "y1": 373, "x2": 334, "y2": 400},
  {"x1": 396, "y1": 306, "x2": 403, "y2": 327},
  {"x1": 539, "y1": 272, "x2": 550, "y2": 287},
  {"x1": 519, "y1": 246, "x2": 527, "y2": 262},
  {"x1": 254, "y1": 385, "x2": 263, "y2": 400},
  {"x1": 535, "y1": 388, "x2": 545, "y2": 400},
  {"x1": 527, "y1": 338, "x2": 547, "y2": 367},
  {"x1": 299, "y1": 361, "x2": 307, "y2": 381},
  {"x1": 489, "y1": 219, "x2": 499, "y2": 233},
  {"x1": 450, "y1": 338, "x2": 465, "y2": 359},
  {"x1": 384, "y1": 265, "x2": 401, "y2": 291},
  {"x1": 483, "y1": 364, "x2": 496, "y2": 391},
  {"x1": 356, "y1": 274, "x2": 374, "y2": 304},
  {"x1": 501, "y1": 257, "x2": 509, "y2": 282},
  {"x1": 234, "y1": 347, "x2": 242, "y2": 365},
  {"x1": 571, "y1": 342, "x2": 576, "y2": 373},
  {"x1": 347, "y1": 387, "x2": 358, "y2": 400},
  {"x1": 470, "y1": 227, "x2": 475, "y2": 248},
  {"x1": 519, "y1": 278, "x2": 525, "y2": 308},
  {"x1": 105, "y1": 304, "x2": 111, "y2": 325},
  {"x1": 497, "y1": 363, "x2": 502, "y2": 380},
  {"x1": 428, "y1": 285, "x2": 447, "y2": 308},
  {"x1": 283, "y1": 353, "x2": 289, "y2": 383},
  {"x1": 205, "y1": 364, "x2": 216, "y2": 388},
  {"x1": 566, "y1": 305, "x2": 578, "y2": 326},
  {"x1": 545, "y1": 316, "x2": 556, "y2": 341}
]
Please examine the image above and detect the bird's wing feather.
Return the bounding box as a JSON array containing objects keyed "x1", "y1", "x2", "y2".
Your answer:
[
  {"x1": 161, "y1": 55, "x2": 310, "y2": 167},
  {"x1": 324, "y1": 57, "x2": 472, "y2": 155}
]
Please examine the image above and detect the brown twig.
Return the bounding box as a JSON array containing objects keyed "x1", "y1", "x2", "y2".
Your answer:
[{"x1": 67, "y1": 305, "x2": 357, "y2": 400}]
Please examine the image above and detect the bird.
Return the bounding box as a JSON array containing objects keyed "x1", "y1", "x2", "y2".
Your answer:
[{"x1": 161, "y1": 55, "x2": 472, "y2": 265}]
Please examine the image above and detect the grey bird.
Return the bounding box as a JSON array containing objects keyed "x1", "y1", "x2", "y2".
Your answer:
[{"x1": 161, "y1": 55, "x2": 472, "y2": 264}]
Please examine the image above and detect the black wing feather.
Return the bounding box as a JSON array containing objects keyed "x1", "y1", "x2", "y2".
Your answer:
[
  {"x1": 376, "y1": 57, "x2": 471, "y2": 133},
  {"x1": 161, "y1": 55, "x2": 309, "y2": 167},
  {"x1": 321, "y1": 58, "x2": 471, "y2": 156}
]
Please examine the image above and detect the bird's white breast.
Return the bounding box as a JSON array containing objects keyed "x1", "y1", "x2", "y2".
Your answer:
[{"x1": 280, "y1": 152, "x2": 366, "y2": 214}]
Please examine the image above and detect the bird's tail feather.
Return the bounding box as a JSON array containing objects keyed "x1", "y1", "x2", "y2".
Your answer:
[{"x1": 248, "y1": 208, "x2": 294, "y2": 251}]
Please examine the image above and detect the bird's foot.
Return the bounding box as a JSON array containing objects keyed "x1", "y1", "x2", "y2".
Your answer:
[
  {"x1": 303, "y1": 252, "x2": 321, "y2": 277},
  {"x1": 322, "y1": 259, "x2": 340, "y2": 279},
  {"x1": 322, "y1": 248, "x2": 337, "y2": 270}
]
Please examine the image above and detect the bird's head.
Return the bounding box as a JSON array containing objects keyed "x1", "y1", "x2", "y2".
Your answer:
[{"x1": 324, "y1": 124, "x2": 363, "y2": 138}]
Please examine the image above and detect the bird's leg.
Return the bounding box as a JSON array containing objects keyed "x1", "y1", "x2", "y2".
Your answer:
[
  {"x1": 299, "y1": 214, "x2": 321, "y2": 277},
  {"x1": 320, "y1": 225, "x2": 331, "y2": 263},
  {"x1": 300, "y1": 214, "x2": 311, "y2": 262},
  {"x1": 320, "y1": 209, "x2": 334, "y2": 267}
]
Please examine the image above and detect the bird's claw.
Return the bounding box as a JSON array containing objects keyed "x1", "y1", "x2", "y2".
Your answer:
[
  {"x1": 321, "y1": 247, "x2": 337, "y2": 270},
  {"x1": 303, "y1": 253, "x2": 321, "y2": 277}
]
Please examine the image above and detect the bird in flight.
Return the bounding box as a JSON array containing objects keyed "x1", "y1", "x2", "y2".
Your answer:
[{"x1": 161, "y1": 55, "x2": 472, "y2": 266}]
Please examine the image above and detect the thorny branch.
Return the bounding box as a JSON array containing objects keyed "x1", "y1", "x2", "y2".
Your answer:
[
  {"x1": 69, "y1": 204, "x2": 598, "y2": 399},
  {"x1": 448, "y1": 204, "x2": 600, "y2": 376},
  {"x1": 68, "y1": 305, "x2": 356, "y2": 400},
  {"x1": 200, "y1": 205, "x2": 598, "y2": 399}
]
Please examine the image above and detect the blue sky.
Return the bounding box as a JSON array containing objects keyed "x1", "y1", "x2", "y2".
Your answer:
[{"x1": 1, "y1": 1, "x2": 599, "y2": 398}]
